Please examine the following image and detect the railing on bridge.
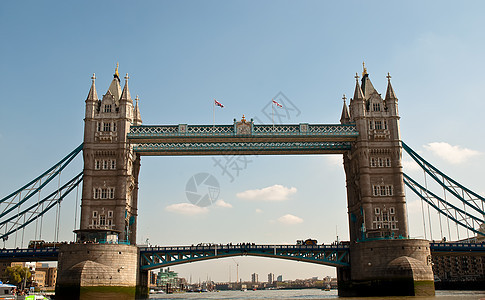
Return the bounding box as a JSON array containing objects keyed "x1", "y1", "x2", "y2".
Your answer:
[{"x1": 128, "y1": 124, "x2": 359, "y2": 138}]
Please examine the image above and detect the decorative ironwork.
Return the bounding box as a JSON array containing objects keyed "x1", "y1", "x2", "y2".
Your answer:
[
  {"x1": 139, "y1": 244, "x2": 350, "y2": 270},
  {"x1": 128, "y1": 124, "x2": 358, "y2": 138},
  {"x1": 133, "y1": 141, "x2": 352, "y2": 153}
]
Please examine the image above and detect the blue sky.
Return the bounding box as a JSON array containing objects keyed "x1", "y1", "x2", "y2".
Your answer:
[{"x1": 1, "y1": 1, "x2": 485, "y2": 282}]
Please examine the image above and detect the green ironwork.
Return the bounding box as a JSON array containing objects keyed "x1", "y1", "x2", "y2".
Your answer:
[{"x1": 139, "y1": 244, "x2": 350, "y2": 270}]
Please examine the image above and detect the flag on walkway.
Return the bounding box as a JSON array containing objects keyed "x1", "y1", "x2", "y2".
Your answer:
[
  {"x1": 214, "y1": 99, "x2": 224, "y2": 108},
  {"x1": 272, "y1": 99, "x2": 283, "y2": 108}
]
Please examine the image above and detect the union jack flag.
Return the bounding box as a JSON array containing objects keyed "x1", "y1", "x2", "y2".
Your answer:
[
  {"x1": 214, "y1": 99, "x2": 224, "y2": 108},
  {"x1": 272, "y1": 99, "x2": 283, "y2": 108}
]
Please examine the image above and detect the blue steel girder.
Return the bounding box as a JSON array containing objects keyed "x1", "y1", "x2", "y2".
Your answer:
[
  {"x1": 128, "y1": 124, "x2": 358, "y2": 156},
  {"x1": 139, "y1": 244, "x2": 350, "y2": 271},
  {"x1": 0, "y1": 248, "x2": 59, "y2": 262}
]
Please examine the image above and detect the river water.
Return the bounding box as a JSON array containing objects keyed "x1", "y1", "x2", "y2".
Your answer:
[{"x1": 144, "y1": 289, "x2": 485, "y2": 299}]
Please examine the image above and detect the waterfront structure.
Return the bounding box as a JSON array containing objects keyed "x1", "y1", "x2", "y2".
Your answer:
[
  {"x1": 277, "y1": 275, "x2": 283, "y2": 282},
  {"x1": 58, "y1": 64, "x2": 442, "y2": 297}
]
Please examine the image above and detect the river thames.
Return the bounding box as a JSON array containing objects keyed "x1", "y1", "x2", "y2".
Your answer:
[{"x1": 141, "y1": 289, "x2": 485, "y2": 299}]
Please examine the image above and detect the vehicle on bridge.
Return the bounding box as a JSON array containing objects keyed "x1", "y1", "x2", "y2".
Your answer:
[
  {"x1": 296, "y1": 239, "x2": 317, "y2": 245},
  {"x1": 28, "y1": 240, "x2": 62, "y2": 249}
]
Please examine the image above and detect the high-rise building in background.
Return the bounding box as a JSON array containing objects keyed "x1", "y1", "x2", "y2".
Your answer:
[
  {"x1": 267, "y1": 273, "x2": 274, "y2": 284},
  {"x1": 277, "y1": 275, "x2": 283, "y2": 282},
  {"x1": 251, "y1": 273, "x2": 258, "y2": 283}
]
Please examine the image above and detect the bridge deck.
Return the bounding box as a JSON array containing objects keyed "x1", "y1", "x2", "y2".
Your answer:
[{"x1": 127, "y1": 124, "x2": 358, "y2": 155}]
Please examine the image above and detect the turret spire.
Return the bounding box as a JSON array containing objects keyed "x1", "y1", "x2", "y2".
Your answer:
[
  {"x1": 133, "y1": 95, "x2": 142, "y2": 126},
  {"x1": 120, "y1": 73, "x2": 132, "y2": 101},
  {"x1": 114, "y1": 62, "x2": 120, "y2": 79},
  {"x1": 353, "y1": 73, "x2": 364, "y2": 100},
  {"x1": 340, "y1": 94, "x2": 351, "y2": 124},
  {"x1": 385, "y1": 72, "x2": 397, "y2": 100},
  {"x1": 86, "y1": 73, "x2": 98, "y2": 101}
]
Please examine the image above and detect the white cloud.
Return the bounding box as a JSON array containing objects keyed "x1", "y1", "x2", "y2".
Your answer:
[
  {"x1": 165, "y1": 203, "x2": 208, "y2": 215},
  {"x1": 402, "y1": 159, "x2": 420, "y2": 172},
  {"x1": 215, "y1": 199, "x2": 232, "y2": 208},
  {"x1": 255, "y1": 208, "x2": 263, "y2": 214},
  {"x1": 423, "y1": 142, "x2": 480, "y2": 164},
  {"x1": 236, "y1": 184, "x2": 297, "y2": 201},
  {"x1": 277, "y1": 214, "x2": 303, "y2": 225},
  {"x1": 325, "y1": 155, "x2": 343, "y2": 166}
]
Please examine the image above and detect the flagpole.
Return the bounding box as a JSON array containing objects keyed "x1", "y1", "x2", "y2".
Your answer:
[
  {"x1": 213, "y1": 99, "x2": 215, "y2": 127},
  {"x1": 272, "y1": 99, "x2": 274, "y2": 130}
]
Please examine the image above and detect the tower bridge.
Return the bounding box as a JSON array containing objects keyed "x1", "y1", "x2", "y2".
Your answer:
[{"x1": 0, "y1": 65, "x2": 484, "y2": 298}]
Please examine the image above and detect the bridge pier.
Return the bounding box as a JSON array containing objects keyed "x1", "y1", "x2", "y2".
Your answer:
[
  {"x1": 338, "y1": 239, "x2": 434, "y2": 296},
  {"x1": 55, "y1": 243, "x2": 148, "y2": 299}
]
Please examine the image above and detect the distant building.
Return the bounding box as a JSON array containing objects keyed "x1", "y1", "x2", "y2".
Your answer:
[
  {"x1": 267, "y1": 273, "x2": 274, "y2": 284},
  {"x1": 276, "y1": 275, "x2": 283, "y2": 282},
  {"x1": 251, "y1": 273, "x2": 258, "y2": 283},
  {"x1": 35, "y1": 263, "x2": 57, "y2": 287}
]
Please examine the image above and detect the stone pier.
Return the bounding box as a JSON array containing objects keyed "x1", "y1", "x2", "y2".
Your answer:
[{"x1": 55, "y1": 244, "x2": 147, "y2": 299}]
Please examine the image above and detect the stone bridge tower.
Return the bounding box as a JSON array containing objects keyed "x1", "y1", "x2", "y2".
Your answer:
[
  {"x1": 338, "y1": 66, "x2": 434, "y2": 296},
  {"x1": 77, "y1": 64, "x2": 142, "y2": 244}
]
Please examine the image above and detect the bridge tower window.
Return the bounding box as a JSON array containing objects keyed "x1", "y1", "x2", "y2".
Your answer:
[
  {"x1": 386, "y1": 158, "x2": 391, "y2": 167},
  {"x1": 390, "y1": 207, "x2": 395, "y2": 214},
  {"x1": 104, "y1": 104, "x2": 112, "y2": 113},
  {"x1": 111, "y1": 159, "x2": 116, "y2": 169},
  {"x1": 375, "y1": 120, "x2": 383, "y2": 130},
  {"x1": 95, "y1": 160, "x2": 101, "y2": 170},
  {"x1": 108, "y1": 210, "x2": 113, "y2": 218},
  {"x1": 92, "y1": 211, "x2": 98, "y2": 218},
  {"x1": 373, "y1": 103, "x2": 381, "y2": 112},
  {"x1": 94, "y1": 188, "x2": 99, "y2": 199},
  {"x1": 103, "y1": 122, "x2": 111, "y2": 132},
  {"x1": 370, "y1": 157, "x2": 376, "y2": 167},
  {"x1": 97, "y1": 122, "x2": 101, "y2": 132},
  {"x1": 375, "y1": 207, "x2": 380, "y2": 215},
  {"x1": 103, "y1": 160, "x2": 109, "y2": 169},
  {"x1": 99, "y1": 215, "x2": 106, "y2": 226}
]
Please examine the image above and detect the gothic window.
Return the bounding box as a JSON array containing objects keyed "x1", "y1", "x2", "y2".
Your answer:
[
  {"x1": 375, "y1": 120, "x2": 383, "y2": 130},
  {"x1": 384, "y1": 120, "x2": 388, "y2": 130},
  {"x1": 104, "y1": 104, "x2": 112, "y2": 113},
  {"x1": 103, "y1": 160, "x2": 109, "y2": 169},
  {"x1": 99, "y1": 215, "x2": 106, "y2": 226},
  {"x1": 386, "y1": 185, "x2": 393, "y2": 196},
  {"x1": 108, "y1": 219, "x2": 113, "y2": 226},
  {"x1": 92, "y1": 211, "x2": 98, "y2": 218},
  {"x1": 370, "y1": 158, "x2": 376, "y2": 167},
  {"x1": 391, "y1": 216, "x2": 396, "y2": 222},
  {"x1": 92, "y1": 219, "x2": 97, "y2": 226},
  {"x1": 373, "y1": 103, "x2": 381, "y2": 111},
  {"x1": 94, "y1": 189, "x2": 99, "y2": 199},
  {"x1": 108, "y1": 210, "x2": 113, "y2": 218},
  {"x1": 391, "y1": 224, "x2": 396, "y2": 229},
  {"x1": 109, "y1": 188, "x2": 115, "y2": 199},
  {"x1": 375, "y1": 207, "x2": 380, "y2": 215},
  {"x1": 390, "y1": 207, "x2": 395, "y2": 214},
  {"x1": 97, "y1": 122, "x2": 101, "y2": 132},
  {"x1": 378, "y1": 158, "x2": 384, "y2": 167},
  {"x1": 113, "y1": 122, "x2": 117, "y2": 132},
  {"x1": 380, "y1": 186, "x2": 386, "y2": 196},
  {"x1": 103, "y1": 122, "x2": 111, "y2": 132},
  {"x1": 101, "y1": 189, "x2": 107, "y2": 199},
  {"x1": 386, "y1": 158, "x2": 391, "y2": 167},
  {"x1": 369, "y1": 121, "x2": 373, "y2": 130},
  {"x1": 111, "y1": 160, "x2": 116, "y2": 169},
  {"x1": 373, "y1": 186, "x2": 379, "y2": 196},
  {"x1": 95, "y1": 160, "x2": 101, "y2": 170}
]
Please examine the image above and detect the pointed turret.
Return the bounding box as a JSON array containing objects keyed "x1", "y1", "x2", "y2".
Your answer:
[
  {"x1": 385, "y1": 72, "x2": 399, "y2": 117},
  {"x1": 340, "y1": 94, "x2": 350, "y2": 124},
  {"x1": 353, "y1": 73, "x2": 364, "y2": 100},
  {"x1": 133, "y1": 95, "x2": 142, "y2": 126},
  {"x1": 107, "y1": 63, "x2": 122, "y2": 104},
  {"x1": 385, "y1": 72, "x2": 397, "y2": 101},
  {"x1": 120, "y1": 73, "x2": 132, "y2": 101},
  {"x1": 360, "y1": 62, "x2": 378, "y2": 98},
  {"x1": 86, "y1": 73, "x2": 98, "y2": 101}
]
